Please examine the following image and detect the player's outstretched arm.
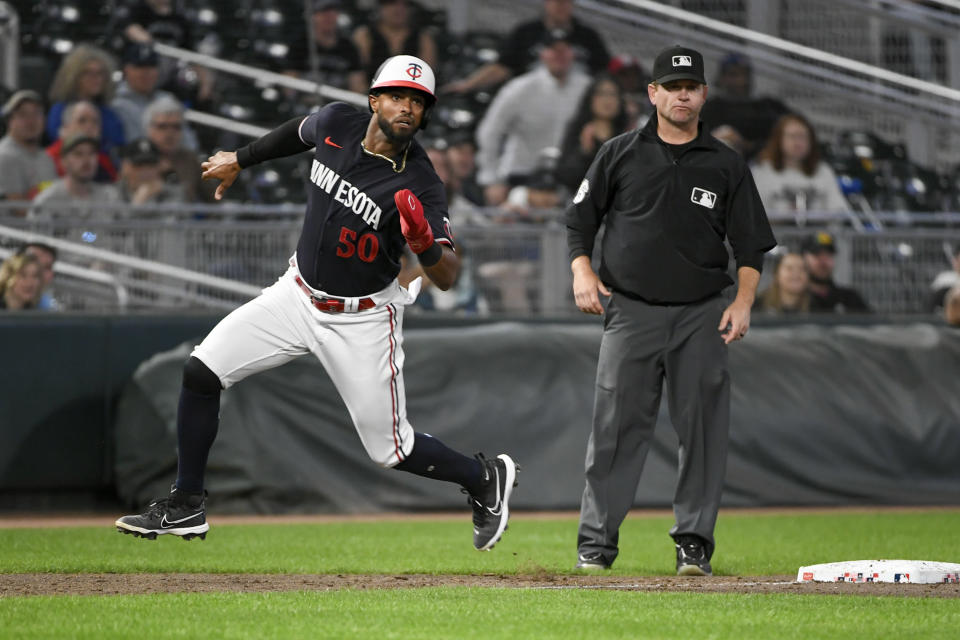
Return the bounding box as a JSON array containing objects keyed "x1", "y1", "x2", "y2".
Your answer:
[
  {"x1": 395, "y1": 189, "x2": 461, "y2": 290},
  {"x1": 201, "y1": 151, "x2": 241, "y2": 201}
]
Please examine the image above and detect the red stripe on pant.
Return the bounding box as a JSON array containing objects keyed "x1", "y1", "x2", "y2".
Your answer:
[{"x1": 386, "y1": 304, "x2": 402, "y2": 463}]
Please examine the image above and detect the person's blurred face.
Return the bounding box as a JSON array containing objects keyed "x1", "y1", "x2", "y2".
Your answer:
[
  {"x1": 718, "y1": 64, "x2": 751, "y2": 97},
  {"x1": 541, "y1": 41, "x2": 574, "y2": 78},
  {"x1": 591, "y1": 79, "x2": 621, "y2": 121},
  {"x1": 62, "y1": 102, "x2": 102, "y2": 139},
  {"x1": 121, "y1": 160, "x2": 162, "y2": 191},
  {"x1": 544, "y1": 0, "x2": 574, "y2": 24},
  {"x1": 147, "y1": 0, "x2": 172, "y2": 14},
  {"x1": 649, "y1": 80, "x2": 707, "y2": 128},
  {"x1": 78, "y1": 61, "x2": 108, "y2": 99},
  {"x1": 24, "y1": 247, "x2": 55, "y2": 289},
  {"x1": 125, "y1": 63, "x2": 160, "y2": 95},
  {"x1": 379, "y1": 0, "x2": 409, "y2": 27},
  {"x1": 803, "y1": 250, "x2": 835, "y2": 281},
  {"x1": 447, "y1": 142, "x2": 475, "y2": 179},
  {"x1": 147, "y1": 112, "x2": 184, "y2": 154},
  {"x1": 312, "y1": 8, "x2": 340, "y2": 36},
  {"x1": 6, "y1": 101, "x2": 45, "y2": 144},
  {"x1": 528, "y1": 186, "x2": 560, "y2": 209},
  {"x1": 781, "y1": 119, "x2": 812, "y2": 165},
  {"x1": 62, "y1": 143, "x2": 99, "y2": 182},
  {"x1": 10, "y1": 262, "x2": 42, "y2": 305},
  {"x1": 776, "y1": 254, "x2": 808, "y2": 297}
]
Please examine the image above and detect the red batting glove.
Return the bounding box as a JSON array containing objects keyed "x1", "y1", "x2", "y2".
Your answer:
[{"x1": 394, "y1": 189, "x2": 435, "y2": 254}]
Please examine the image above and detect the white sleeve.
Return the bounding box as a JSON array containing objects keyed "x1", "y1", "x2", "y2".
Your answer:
[{"x1": 475, "y1": 79, "x2": 523, "y2": 186}]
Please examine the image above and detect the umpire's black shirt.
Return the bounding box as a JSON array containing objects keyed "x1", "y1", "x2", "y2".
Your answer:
[{"x1": 566, "y1": 116, "x2": 776, "y2": 304}]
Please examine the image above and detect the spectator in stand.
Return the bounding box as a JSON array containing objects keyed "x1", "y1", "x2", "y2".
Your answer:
[
  {"x1": 424, "y1": 138, "x2": 479, "y2": 221},
  {"x1": 0, "y1": 253, "x2": 42, "y2": 311},
  {"x1": 801, "y1": 232, "x2": 871, "y2": 313},
  {"x1": 699, "y1": 52, "x2": 789, "y2": 159},
  {"x1": 475, "y1": 28, "x2": 590, "y2": 206},
  {"x1": 121, "y1": 0, "x2": 192, "y2": 49},
  {"x1": 31, "y1": 134, "x2": 122, "y2": 213},
  {"x1": 144, "y1": 97, "x2": 215, "y2": 202},
  {"x1": 0, "y1": 90, "x2": 58, "y2": 203},
  {"x1": 445, "y1": 129, "x2": 485, "y2": 208},
  {"x1": 111, "y1": 43, "x2": 199, "y2": 150},
  {"x1": 352, "y1": 0, "x2": 437, "y2": 83},
  {"x1": 46, "y1": 100, "x2": 118, "y2": 183},
  {"x1": 16, "y1": 242, "x2": 58, "y2": 310},
  {"x1": 46, "y1": 45, "x2": 126, "y2": 155},
  {"x1": 753, "y1": 251, "x2": 810, "y2": 314},
  {"x1": 285, "y1": 0, "x2": 367, "y2": 95},
  {"x1": 119, "y1": 0, "x2": 215, "y2": 105},
  {"x1": 118, "y1": 138, "x2": 185, "y2": 204},
  {"x1": 944, "y1": 286, "x2": 960, "y2": 327},
  {"x1": 555, "y1": 73, "x2": 629, "y2": 194},
  {"x1": 927, "y1": 247, "x2": 960, "y2": 314},
  {"x1": 444, "y1": 0, "x2": 609, "y2": 94},
  {"x1": 751, "y1": 113, "x2": 850, "y2": 217},
  {"x1": 606, "y1": 54, "x2": 650, "y2": 130}
]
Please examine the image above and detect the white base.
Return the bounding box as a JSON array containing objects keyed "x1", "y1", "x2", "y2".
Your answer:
[{"x1": 797, "y1": 560, "x2": 960, "y2": 584}]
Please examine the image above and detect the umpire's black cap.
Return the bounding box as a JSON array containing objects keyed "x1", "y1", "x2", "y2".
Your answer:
[
  {"x1": 651, "y1": 45, "x2": 706, "y2": 85},
  {"x1": 801, "y1": 231, "x2": 837, "y2": 255}
]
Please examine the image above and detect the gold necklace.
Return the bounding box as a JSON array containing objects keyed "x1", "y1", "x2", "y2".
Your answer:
[{"x1": 360, "y1": 140, "x2": 409, "y2": 173}]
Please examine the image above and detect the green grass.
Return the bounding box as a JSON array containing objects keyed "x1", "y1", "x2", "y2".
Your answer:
[
  {"x1": 1, "y1": 510, "x2": 957, "y2": 575},
  {"x1": 2, "y1": 588, "x2": 958, "y2": 639},
  {"x1": 2, "y1": 510, "x2": 959, "y2": 639}
]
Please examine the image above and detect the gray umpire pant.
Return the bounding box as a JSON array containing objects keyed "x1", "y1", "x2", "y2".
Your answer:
[{"x1": 577, "y1": 291, "x2": 730, "y2": 566}]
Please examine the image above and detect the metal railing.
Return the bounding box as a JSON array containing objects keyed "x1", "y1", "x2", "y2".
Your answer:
[{"x1": 3, "y1": 201, "x2": 959, "y2": 316}]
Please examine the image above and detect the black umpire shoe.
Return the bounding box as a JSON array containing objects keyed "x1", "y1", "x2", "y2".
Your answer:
[
  {"x1": 574, "y1": 552, "x2": 611, "y2": 570},
  {"x1": 675, "y1": 535, "x2": 712, "y2": 576},
  {"x1": 466, "y1": 453, "x2": 518, "y2": 551},
  {"x1": 115, "y1": 485, "x2": 209, "y2": 541}
]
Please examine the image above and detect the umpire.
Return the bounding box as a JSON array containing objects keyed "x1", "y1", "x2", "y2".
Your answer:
[{"x1": 566, "y1": 45, "x2": 776, "y2": 575}]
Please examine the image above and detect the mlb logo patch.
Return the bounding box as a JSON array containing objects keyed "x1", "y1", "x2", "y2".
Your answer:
[
  {"x1": 691, "y1": 187, "x2": 717, "y2": 209},
  {"x1": 672, "y1": 55, "x2": 692, "y2": 67}
]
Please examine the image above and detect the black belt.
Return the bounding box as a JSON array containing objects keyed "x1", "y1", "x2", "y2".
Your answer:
[{"x1": 294, "y1": 275, "x2": 376, "y2": 313}]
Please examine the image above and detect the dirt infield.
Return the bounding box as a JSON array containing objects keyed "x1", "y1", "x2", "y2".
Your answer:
[{"x1": 3, "y1": 572, "x2": 959, "y2": 598}]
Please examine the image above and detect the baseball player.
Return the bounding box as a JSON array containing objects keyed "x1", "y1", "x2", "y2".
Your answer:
[{"x1": 115, "y1": 55, "x2": 518, "y2": 551}]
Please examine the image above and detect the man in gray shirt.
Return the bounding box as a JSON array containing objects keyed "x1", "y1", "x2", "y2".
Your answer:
[
  {"x1": 0, "y1": 91, "x2": 59, "y2": 204},
  {"x1": 31, "y1": 134, "x2": 121, "y2": 214}
]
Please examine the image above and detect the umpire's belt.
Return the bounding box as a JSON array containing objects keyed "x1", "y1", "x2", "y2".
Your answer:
[{"x1": 294, "y1": 275, "x2": 376, "y2": 313}]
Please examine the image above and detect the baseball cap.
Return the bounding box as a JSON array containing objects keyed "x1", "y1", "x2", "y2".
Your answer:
[
  {"x1": 312, "y1": 0, "x2": 342, "y2": 11},
  {"x1": 651, "y1": 45, "x2": 706, "y2": 85},
  {"x1": 801, "y1": 231, "x2": 837, "y2": 255},
  {"x1": 2, "y1": 89, "x2": 43, "y2": 119},
  {"x1": 541, "y1": 27, "x2": 572, "y2": 47},
  {"x1": 120, "y1": 138, "x2": 160, "y2": 164},
  {"x1": 61, "y1": 133, "x2": 100, "y2": 155},
  {"x1": 719, "y1": 52, "x2": 751, "y2": 73},
  {"x1": 123, "y1": 43, "x2": 158, "y2": 67}
]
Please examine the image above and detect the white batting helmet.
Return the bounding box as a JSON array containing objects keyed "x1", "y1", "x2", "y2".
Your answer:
[{"x1": 369, "y1": 55, "x2": 436, "y2": 102}]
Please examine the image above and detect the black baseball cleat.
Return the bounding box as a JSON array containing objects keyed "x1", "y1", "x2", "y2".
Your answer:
[
  {"x1": 115, "y1": 485, "x2": 209, "y2": 541},
  {"x1": 574, "y1": 552, "x2": 611, "y2": 570},
  {"x1": 466, "y1": 453, "x2": 518, "y2": 551},
  {"x1": 675, "y1": 535, "x2": 712, "y2": 576}
]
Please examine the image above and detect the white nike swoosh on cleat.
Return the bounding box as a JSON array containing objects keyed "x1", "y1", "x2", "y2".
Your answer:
[{"x1": 160, "y1": 512, "x2": 202, "y2": 529}]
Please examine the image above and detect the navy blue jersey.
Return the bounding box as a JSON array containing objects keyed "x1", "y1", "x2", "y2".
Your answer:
[{"x1": 295, "y1": 102, "x2": 453, "y2": 296}]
